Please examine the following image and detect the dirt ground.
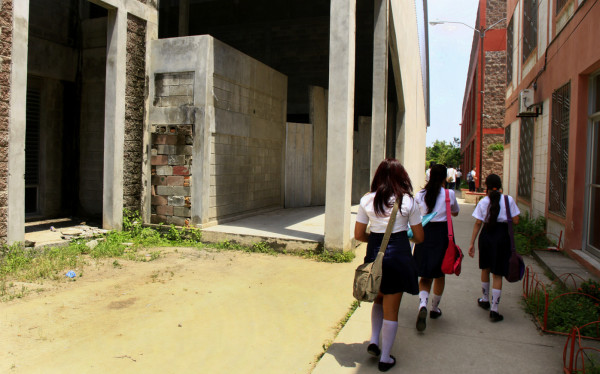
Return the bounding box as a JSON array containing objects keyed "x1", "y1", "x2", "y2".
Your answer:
[{"x1": 1, "y1": 247, "x2": 361, "y2": 373}]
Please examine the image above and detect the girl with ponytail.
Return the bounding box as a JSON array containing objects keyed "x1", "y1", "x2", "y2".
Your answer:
[
  {"x1": 413, "y1": 164, "x2": 460, "y2": 332},
  {"x1": 354, "y1": 158, "x2": 424, "y2": 371},
  {"x1": 468, "y1": 174, "x2": 520, "y2": 322}
]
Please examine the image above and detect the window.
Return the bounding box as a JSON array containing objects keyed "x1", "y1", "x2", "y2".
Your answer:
[
  {"x1": 507, "y1": 17, "x2": 514, "y2": 84},
  {"x1": 518, "y1": 118, "x2": 534, "y2": 200},
  {"x1": 505, "y1": 124, "x2": 511, "y2": 145},
  {"x1": 556, "y1": 0, "x2": 569, "y2": 15},
  {"x1": 523, "y1": 0, "x2": 538, "y2": 62},
  {"x1": 549, "y1": 82, "x2": 570, "y2": 216}
]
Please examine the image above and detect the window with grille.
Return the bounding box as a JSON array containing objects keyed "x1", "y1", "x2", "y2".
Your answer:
[
  {"x1": 549, "y1": 82, "x2": 570, "y2": 216},
  {"x1": 523, "y1": 0, "x2": 538, "y2": 62},
  {"x1": 507, "y1": 17, "x2": 514, "y2": 84},
  {"x1": 505, "y1": 124, "x2": 511, "y2": 144},
  {"x1": 556, "y1": 0, "x2": 569, "y2": 14},
  {"x1": 25, "y1": 89, "x2": 41, "y2": 214},
  {"x1": 518, "y1": 118, "x2": 534, "y2": 200}
]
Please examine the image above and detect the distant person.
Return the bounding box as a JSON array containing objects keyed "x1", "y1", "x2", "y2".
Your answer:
[
  {"x1": 455, "y1": 168, "x2": 462, "y2": 190},
  {"x1": 425, "y1": 161, "x2": 435, "y2": 183},
  {"x1": 468, "y1": 174, "x2": 520, "y2": 322},
  {"x1": 354, "y1": 158, "x2": 424, "y2": 372},
  {"x1": 468, "y1": 167, "x2": 476, "y2": 192},
  {"x1": 413, "y1": 164, "x2": 459, "y2": 332},
  {"x1": 446, "y1": 165, "x2": 457, "y2": 190}
]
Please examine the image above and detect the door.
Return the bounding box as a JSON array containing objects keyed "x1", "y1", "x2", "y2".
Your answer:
[{"x1": 586, "y1": 74, "x2": 600, "y2": 255}]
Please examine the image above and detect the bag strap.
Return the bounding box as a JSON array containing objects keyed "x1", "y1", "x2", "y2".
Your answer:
[
  {"x1": 505, "y1": 195, "x2": 517, "y2": 255},
  {"x1": 445, "y1": 189, "x2": 454, "y2": 240},
  {"x1": 378, "y1": 200, "x2": 400, "y2": 255}
]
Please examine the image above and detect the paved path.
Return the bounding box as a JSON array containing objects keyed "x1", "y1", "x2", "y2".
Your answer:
[{"x1": 313, "y1": 202, "x2": 566, "y2": 374}]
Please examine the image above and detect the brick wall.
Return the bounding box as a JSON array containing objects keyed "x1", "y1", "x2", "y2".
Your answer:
[
  {"x1": 482, "y1": 134, "x2": 504, "y2": 182},
  {"x1": 483, "y1": 51, "x2": 506, "y2": 130},
  {"x1": 486, "y1": 0, "x2": 507, "y2": 28},
  {"x1": 0, "y1": 0, "x2": 11, "y2": 242},
  {"x1": 123, "y1": 14, "x2": 147, "y2": 213}
]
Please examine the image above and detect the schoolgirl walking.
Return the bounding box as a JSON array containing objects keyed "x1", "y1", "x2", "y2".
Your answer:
[
  {"x1": 468, "y1": 174, "x2": 520, "y2": 321},
  {"x1": 413, "y1": 164, "x2": 460, "y2": 331}
]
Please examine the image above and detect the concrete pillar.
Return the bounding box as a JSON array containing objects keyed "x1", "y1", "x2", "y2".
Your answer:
[
  {"x1": 370, "y1": 0, "x2": 389, "y2": 181},
  {"x1": 324, "y1": 0, "x2": 356, "y2": 252},
  {"x1": 102, "y1": 8, "x2": 127, "y2": 230},
  {"x1": 178, "y1": 0, "x2": 189, "y2": 37},
  {"x1": 7, "y1": 0, "x2": 29, "y2": 243}
]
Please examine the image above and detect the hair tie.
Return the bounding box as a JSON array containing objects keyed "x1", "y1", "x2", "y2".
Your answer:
[{"x1": 492, "y1": 188, "x2": 498, "y2": 191}]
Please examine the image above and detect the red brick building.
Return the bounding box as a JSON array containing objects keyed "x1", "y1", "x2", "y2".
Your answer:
[
  {"x1": 504, "y1": 0, "x2": 600, "y2": 260},
  {"x1": 460, "y1": 0, "x2": 507, "y2": 189}
]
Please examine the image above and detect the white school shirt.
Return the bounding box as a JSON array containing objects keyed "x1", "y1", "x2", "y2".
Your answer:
[
  {"x1": 472, "y1": 194, "x2": 521, "y2": 223},
  {"x1": 447, "y1": 168, "x2": 457, "y2": 182},
  {"x1": 356, "y1": 193, "x2": 422, "y2": 233},
  {"x1": 415, "y1": 188, "x2": 460, "y2": 222}
]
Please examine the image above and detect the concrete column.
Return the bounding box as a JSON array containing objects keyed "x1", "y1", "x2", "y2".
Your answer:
[
  {"x1": 178, "y1": 0, "x2": 190, "y2": 37},
  {"x1": 102, "y1": 8, "x2": 127, "y2": 230},
  {"x1": 370, "y1": 0, "x2": 389, "y2": 181},
  {"x1": 7, "y1": 0, "x2": 29, "y2": 243},
  {"x1": 324, "y1": 0, "x2": 356, "y2": 252}
]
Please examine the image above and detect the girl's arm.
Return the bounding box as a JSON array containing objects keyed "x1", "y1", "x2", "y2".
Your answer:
[
  {"x1": 468, "y1": 219, "x2": 483, "y2": 258},
  {"x1": 410, "y1": 223, "x2": 425, "y2": 244},
  {"x1": 512, "y1": 215, "x2": 520, "y2": 225},
  {"x1": 354, "y1": 222, "x2": 369, "y2": 242}
]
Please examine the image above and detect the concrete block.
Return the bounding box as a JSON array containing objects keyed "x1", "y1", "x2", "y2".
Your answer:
[
  {"x1": 172, "y1": 186, "x2": 191, "y2": 196},
  {"x1": 157, "y1": 145, "x2": 177, "y2": 154},
  {"x1": 155, "y1": 166, "x2": 173, "y2": 175},
  {"x1": 169, "y1": 84, "x2": 193, "y2": 97},
  {"x1": 167, "y1": 176, "x2": 184, "y2": 186},
  {"x1": 173, "y1": 166, "x2": 190, "y2": 175},
  {"x1": 151, "y1": 214, "x2": 168, "y2": 224},
  {"x1": 151, "y1": 195, "x2": 168, "y2": 205},
  {"x1": 156, "y1": 205, "x2": 174, "y2": 216},
  {"x1": 151, "y1": 155, "x2": 168, "y2": 165},
  {"x1": 168, "y1": 154, "x2": 186, "y2": 165},
  {"x1": 176, "y1": 145, "x2": 193, "y2": 155},
  {"x1": 168, "y1": 216, "x2": 189, "y2": 226},
  {"x1": 174, "y1": 207, "x2": 191, "y2": 217},
  {"x1": 156, "y1": 186, "x2": 173, "y2": 195},
  {"x1": 154, "y1": 134, "x2": 178, "y2": 145},
  {"x1": 168, "y1": 196, "x2": 186, "y2": 206}
]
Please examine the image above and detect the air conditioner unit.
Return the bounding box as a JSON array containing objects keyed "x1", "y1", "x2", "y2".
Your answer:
[{"x1": 517, "y1": 89, "x2": 540, "y2": 117}]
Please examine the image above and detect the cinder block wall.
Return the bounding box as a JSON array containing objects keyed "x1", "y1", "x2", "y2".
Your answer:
[
  {"x1": 123, "y1": 14, "x2": 147, "y2": 213},
  {"x1": 209, "y1": 39, "x2": 287, "y2": 221},
  {"x1": 0, "y1": 0, "x2": 12, "y2": 243}
]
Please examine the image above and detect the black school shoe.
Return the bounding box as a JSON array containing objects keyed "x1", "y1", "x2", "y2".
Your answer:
[
  {"x1": 478, "y1": 298, "x2": 491, "y2": 310},
  {"x1": 490, "y1": 311, "x2": 504, "y2": 322},
  {"x1": 367, "y1": 343, "x2": 381, "y2": 357},
  {"x1": 416, "y1": 307, "x2": 427, "y2": 331},
  {"x1": 430, "y1": 308, "x2": 442, "y2": 319},
  {"x1": 378, "y1": 355, "x2": 396, "y2": 372}
]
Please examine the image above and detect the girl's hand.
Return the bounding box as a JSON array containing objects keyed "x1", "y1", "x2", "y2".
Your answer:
[{"x1": 468, "y1": 244, "x2": 475, "y2": 258}]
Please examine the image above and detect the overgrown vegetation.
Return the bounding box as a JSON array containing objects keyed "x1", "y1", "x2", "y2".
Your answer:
[
  {"x1": 514, "y1": 212, "x2": 555, "y2": 255},
  {"x1": 0, "y1": 210, "x2": 354, "y2": 301},
  {"x1": 426, "y1": 138, "x2": 462, "y2": 168}
]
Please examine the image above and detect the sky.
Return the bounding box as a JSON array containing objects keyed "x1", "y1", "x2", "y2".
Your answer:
[{"x1": 427, "y1": 0, "x2": 480, "y2": 146}]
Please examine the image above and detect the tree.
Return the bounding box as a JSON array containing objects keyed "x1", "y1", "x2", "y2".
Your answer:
[{"x1": 426, "y1": 138, "x2": 462, "y2": 168}]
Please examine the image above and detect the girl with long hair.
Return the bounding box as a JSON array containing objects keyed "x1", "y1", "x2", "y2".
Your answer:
[
  {"x1": 413, "y1": 164, "x2": 459, "y2": 332},
  {"x1": 468, "y1": 174, "x2": 520, "y2": 322},
  {"x1": 354, "y1": 158, "x2": 424, "y2": 372}
]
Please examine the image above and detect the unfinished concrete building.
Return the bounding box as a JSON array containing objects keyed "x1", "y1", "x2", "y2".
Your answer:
[{"x1": 1, "y1": 0, "x2": 428, "y2": 251}]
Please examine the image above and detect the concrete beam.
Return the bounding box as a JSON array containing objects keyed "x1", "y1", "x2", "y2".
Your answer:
[
  {"x1": 324, "y1": 0, "x2": 356, "y2": 252},
  {"x1": 370, "y1": 0, "x2": 389, "y2": 181},
  {"x1": 7, "y1": 0, "x2": 29, "y2": 243},
  {"x1": 102, "y1": 8, "x2": 127, "y2": 230}
]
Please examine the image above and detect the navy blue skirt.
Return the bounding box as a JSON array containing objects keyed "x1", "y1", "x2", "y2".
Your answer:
[
  {"x1": 413, "y1": 222, "x2": 449, "y2": 279},
  {"x1": 364, "y1": 231, "x2": 419, "y2": 295},
  {"x1": 478, "y1": 222, "x2": 511, "y2": 276}
]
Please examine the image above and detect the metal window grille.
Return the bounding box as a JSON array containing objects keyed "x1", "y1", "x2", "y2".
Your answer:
[
  {"x1": 507, "y1": 18, "x2": 514, "y2": 84},
  {"x1": 518, "y1": 118, "x2": 534, "y2": 200},
  {"x1": 505, "y1": 124, "x2": 511, "y2": 145},
  {"x1": 556, "y1": 0, "x2": 569, "y2": 14},
  {"x1": 549, "y1": 82, "x2": 570, "y2": 216},
  {"x1": 25, "y1": 89, "x2": 41, "y2": 186},
  {"x1": 523, "y1": 0, "x2": 538, "y2": 62}
]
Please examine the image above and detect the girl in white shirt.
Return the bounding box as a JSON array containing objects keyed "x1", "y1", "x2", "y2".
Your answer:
[
  {"x1": 468, "y1": 174, "x2": 520, "y2": 322},
  {"x1": 413, "y1": 164, "x2": 460, "y2": 332},
  {"x1": 355, "y1": 158, "x2": 424, "y2": 372}
]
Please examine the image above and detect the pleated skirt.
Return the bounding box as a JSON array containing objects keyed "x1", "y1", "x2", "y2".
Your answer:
[
  {"x1": 478, "y1": 222, "x2": 511, "y2": 276},
  {"x1": 413, "y1": 222, "x2": 449, "y2": 279}
]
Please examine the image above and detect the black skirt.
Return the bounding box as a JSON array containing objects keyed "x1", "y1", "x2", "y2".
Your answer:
[
  {"x1": 413, "y1": 222, "x2": 449, "y2": 279},
  {"x1": 478, "y1": 222, "x2": 511, "y2": 276},
  {"x1": 364, "y1": 231, "x2": 419, "y2": 295}
]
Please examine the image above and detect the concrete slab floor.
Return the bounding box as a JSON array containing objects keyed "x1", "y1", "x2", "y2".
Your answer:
[{"x1": 25, "y1": 217, "x2": 102, "y2": 248}]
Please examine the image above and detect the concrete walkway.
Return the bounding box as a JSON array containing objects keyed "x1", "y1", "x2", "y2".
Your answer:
[{"x1": 313, "y1": 202, "x2": 567, "y2": 374}]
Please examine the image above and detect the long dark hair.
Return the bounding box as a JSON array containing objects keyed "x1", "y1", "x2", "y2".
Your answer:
[
  {"x1": 484, "y1": 174, "x2": 502, "y2": 225},
  {"x1": 371, "y1": 158, "x2": 413, "y2": 216},
  {"x1": 422, "y1": 164, "x2": 447, "y2": 214}
]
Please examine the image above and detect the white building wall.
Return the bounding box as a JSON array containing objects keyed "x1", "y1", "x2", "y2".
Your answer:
[{"x1": 508, "y1": 119, "x2": 520, "y2": 197}]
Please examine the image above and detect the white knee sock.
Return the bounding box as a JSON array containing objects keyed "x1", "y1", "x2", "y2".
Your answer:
[
  {"x1": 380, "y1": 319, "x2": 398, "y2": 364},
  {"x1": 481, "y1": 282, "x2": 490, "y2": 302},
  {"x1": 370, "y1": 303, "x2": 383, "y2": 345},
  {"x1": 491, "y1": 289, "x2": 502, "y2": 312},
  {"x1": 419, "y1": 290, "x2": 429, "y2": 309},
  {"x1": 431, "y1": 293, "x2": 442, "y2": 312}
]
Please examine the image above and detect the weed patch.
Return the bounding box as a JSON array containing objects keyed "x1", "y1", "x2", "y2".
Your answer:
[{"x1": 514, "y1": 212, "x2": 555, "y2": 255}]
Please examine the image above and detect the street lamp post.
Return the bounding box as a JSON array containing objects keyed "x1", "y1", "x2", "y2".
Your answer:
[{"x1": 430, "y1": 17, "x2": 506, "y2": 190}]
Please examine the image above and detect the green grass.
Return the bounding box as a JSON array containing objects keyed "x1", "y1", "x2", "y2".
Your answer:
[{"x1": 514, "y1": 212, "x2": 555, "y2": 255}]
